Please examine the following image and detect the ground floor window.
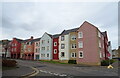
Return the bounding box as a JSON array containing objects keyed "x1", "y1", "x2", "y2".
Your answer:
[
  {"x1": 47, "y1": 53, "x2": 49, "y2": 57},
  {"x1": 36, "y1": 55, "x2": 39, "y2": 59},
  {"x1": 61, "y1": 52, "x2": 65, "y2": 57}
]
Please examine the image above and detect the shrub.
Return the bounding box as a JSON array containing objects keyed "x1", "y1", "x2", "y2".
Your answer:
[
  {"x1": 2, "y1": 59, "x2": 17, "y2": 67},
  {"x1": 68, "y1": 60, "x2": 76, "y2": 64},
  {"x1": 101, "y1": 59, "x2": 116, "y2": 66}
]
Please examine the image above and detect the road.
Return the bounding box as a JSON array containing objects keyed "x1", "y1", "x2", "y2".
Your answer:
[{"x1": 16, "y1": 59, "x2": 119, "y2": 77}]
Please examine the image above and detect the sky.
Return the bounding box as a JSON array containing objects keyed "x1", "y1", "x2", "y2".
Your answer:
[{"x1": 0, "y1": 1, "x2": 118, "y2": 49}]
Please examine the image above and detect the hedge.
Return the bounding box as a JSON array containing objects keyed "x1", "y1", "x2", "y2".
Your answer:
[
  {"x1": 101, "y1": 59, "x2": 116, "y2": 66},
  {"x1": 2, "y1": 59, "x2": 17, "y2": 67}
]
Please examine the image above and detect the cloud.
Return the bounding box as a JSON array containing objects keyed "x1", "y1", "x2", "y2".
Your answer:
[{"x1": 1, "y1": 2, "x2": 118, "y2": 49}]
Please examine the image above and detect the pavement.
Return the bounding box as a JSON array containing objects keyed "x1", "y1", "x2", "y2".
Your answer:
[{"x1": 2, "y1": 65, "x2": 34, "y2": 77}]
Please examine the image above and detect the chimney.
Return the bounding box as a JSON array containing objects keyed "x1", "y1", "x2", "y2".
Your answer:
[{"x1": 30, "y1": 36, "x2": 33, "y2": 39}]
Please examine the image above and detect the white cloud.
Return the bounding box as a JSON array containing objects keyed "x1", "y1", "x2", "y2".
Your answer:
[{"x1": 1, "y1": 2, "x2": 118, "y2": 49}]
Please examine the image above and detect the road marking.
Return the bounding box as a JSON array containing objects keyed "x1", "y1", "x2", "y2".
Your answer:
[
  {"x1": 59, "y1": 74, "x2": 67, "y2": 76},
  {"x1": 39, "y1": 70, "x2": 67, "y2": 76}
]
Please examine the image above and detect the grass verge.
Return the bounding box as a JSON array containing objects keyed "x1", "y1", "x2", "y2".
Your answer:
[{"x1": 39, "y1": 60, "x2": 67, "y2": 64}]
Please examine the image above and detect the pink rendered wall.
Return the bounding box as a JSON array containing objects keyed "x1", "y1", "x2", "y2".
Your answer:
[{"x1": 76, "y1": 22, "x2": 100, "y2": 64}]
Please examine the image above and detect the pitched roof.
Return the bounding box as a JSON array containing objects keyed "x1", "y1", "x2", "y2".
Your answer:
[
  {"x1": 60, "y1": 27, "x2": 79, "y2": 35},
  {"x1": 46, "y1": 33, "x2": 53, "y2": 38},
  {"x1": 14, "y1": 38, "x2": 23, "y2": 42},
  {"x1": 30, "y1": 38, "x2": 41, "y2": 43},
  {"x1": 52, "y1": 34, "x2": 60, "y2": 38}
]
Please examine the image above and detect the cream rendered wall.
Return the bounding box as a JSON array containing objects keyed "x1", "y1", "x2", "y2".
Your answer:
[{"x1": 59, "y1": 34, "x2": 70, "y2": 60}]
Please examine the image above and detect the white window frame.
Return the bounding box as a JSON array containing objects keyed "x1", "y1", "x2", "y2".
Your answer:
[
  {"x1": 98, "y1": 31, "x2": 101, "y2": 38},
  {"x1": 78, "y1": 32, "x2": 83, "y2": 38},
  {"x1": 71, "y1": 44, "x2": 76, "y2": 49},
  {"x1": 61, "y1": 44, "x2": 65, "y2": 49},
  {"x1": 99, "y1": 40, "x2": 101, "y2": 48},
  {"x1": 61, "y1": 52, "x2": 65, "y2": 57},
  {"x1": 71, "y1": 35, "x2": 76, "y2": 41},
  {"x1": 54, "y1": 42, "x2": 57, "y2": 46},
  {"x1": 61, "y1": 36, "x2": 65, "y2": 41},
  {"x1": 47, "y1": 46, "x2": 49, "y2": 51},
  {"x1": 79, "y1": 51, "x2": 83, "y2": 58},
  {"x1": 78, "y1": 41, "x2": 83, "y2": 48},
  {"x1": 71, "y1": 52, "x2": 76, "y2": 58},
  {"x1": 54, "y1": 49, "x2": 57, "y2": 54},
  {"x1": 47, "y1": 53, "x2": 49, "y2": 57}
]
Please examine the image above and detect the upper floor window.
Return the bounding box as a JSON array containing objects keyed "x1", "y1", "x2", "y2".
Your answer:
[
  {"x1": 47, "y1": 46, "x2": 49, "y2": 51},
  {"x1": 79, "y1": 51, "x2": 83, "y2": 58},
  {"x1": 54, "y1": 42, "x2": 57, "y2": 46},
  {"x1": 48, "y1": 39, "x2": 49, "y2": 43},
  {"x1": 54, "y1": 49, "x2": 57, "y2": 54},
  {"x1": 99, "y1": 40, "x2": 101, "y2": 48},
  {"x1": 28, "y1": 48, "x2": 31, "y2": 52},
  {"x1": 42, "y1": 40, "x2": 45, "y2": 44},
  {"x1": 61, "y1": 44, "x2": 65, "y2": 49},
  {"x1": 100, "y1": 51, "x2": 102, "y2": 58},
  {"x1": 61, "y1": 36, "x2": 65, "y2": 41},
  {"x1": 36, "y1": 48, "x2": 38, "y2": 52},
  {"x1": 78, "y1": 32, "x2": 83, "y2": 38},
  {"x1": 36, "y1": 43, "x2": 38, "y2": 47},
  {"x1": 71, "y1": 44, "x2": 76, "y2": 49},
  {"x1": 71, "y1": 35, "x2": 76, "y2": 41},
  {"x1": 14, "y1": 44, "x2": 17, "y2": 46},
  {"x1": 78, "y1": 41, "x2": 83, "y2": 48},
  {"x1": 41, "y1": 47, "x2": 45, "y2": 50},
  {"x1": 98, "y1": 31, "x2": 101, "y2": 38},
  {"x1": 71, "y1": 52, "x2": 76, "y2": 58}
]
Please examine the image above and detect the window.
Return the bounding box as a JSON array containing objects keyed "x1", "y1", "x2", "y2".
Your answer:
[
  {"x1": 71, "y1": 35, "x2": 76, "y2": 40},
  {"x1": 36, "y1": 43, "x2": 38, "y2": 47},
  {"x1": 61, "y1": 44, "x2": 65, "y2": 49},
  {"x1": 71, "y1": 44, "x2": 76, "y2": 49},
  {"x1": 41, "y1": 54, "x2": 45, "y2": 57},
  {"x1": 78, "y1": 32, "x2": 83, "y2": 38},
  {"x1": 54, "y1": 42, "x2": 57, "y2": 46},
  {"x1": 24, "y1": 45, "x2": 26, "y2": 49},
  {"x1": 47, "y1": 53, "x2": 49, "y2": 57},
  {"x1": 48, "y1": 39, "x2": 49, "y2": 43},
  {"x1": 42, "y1": 47, "x2": 45, "y2": 50},
  {"x1": 14, "y1": 44, "x2": 17, "y2": 46},
  {"x1": 98, "y1": 31, "x2": 101, "y2": 37},
  {"x1": 61, "y1": 36, "x2": 65, "y2": 41},
  {"x1": 47, "y1": 46, "x2": 49, "y2": 50},
  {"x1": 61, "y1": 52, "x2": 65, "y2": 57},
  {"x1": 36, "y1": 49, "x2": 37, "y2": 52},
  {"x1": 99, "y1": 40, "x2": 101, "y2": 48},
  {"x1": 78, "y1": 41, "x2": 83, "y2": 48},
  {"x1": 42, "y1": 40, "x2": 45, "y2": 44},
  {"x1": 100, "y1": 51, "x2": 102, "y2": 58},
  {"x1": 79, "y1": 51, "x2": 83, "y2": 58},
  {"x1": 14, "y1": 48, "x2": 16, "y2": 51},
  {"x1": 29, "y1": 42, "x2": 31, "y2": 45},
  {"x1": 71, "y1": 52, "x2": 76, "y2": 58},
  {"x1": 28, "y1": 48, "x2": 31, "y2": 52},
  {"x1": 54, "y1": 49, "x2": 57, "y2": 54}
]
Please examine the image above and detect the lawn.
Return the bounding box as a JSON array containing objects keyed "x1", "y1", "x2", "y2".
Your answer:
[{"x1": 40, "y1": 60, "x2": 67, "y2": 64}]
